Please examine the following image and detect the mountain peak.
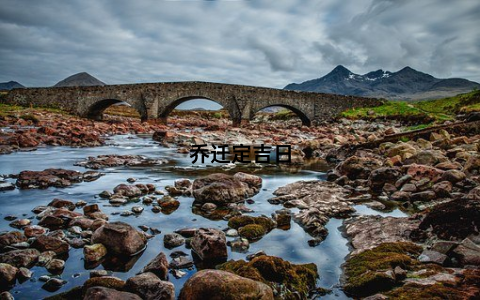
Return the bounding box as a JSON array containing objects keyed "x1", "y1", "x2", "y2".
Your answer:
[
  {"x1": 331, "y1": 65, "x2": 351, "y2": 73},
  {"x1": 54, "y1": 72, "x2": 106, "y2": 87},
  {"x1": 284, "y1": 65, "x2": 480, "y2": 100},
  {"x1": 326, "y1": 65, "x2": 353, "y2": 78},
  {"x1": 399, "y1": 66, "x2": 415, "y2": 72},
  {"x1": 0, "y1": 80, "x2": 24, "y2": 90}
]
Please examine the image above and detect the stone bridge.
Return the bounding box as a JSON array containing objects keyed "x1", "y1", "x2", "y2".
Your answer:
[{"x1": 4, "y1": 81, "x2": 383, "y2": 126}]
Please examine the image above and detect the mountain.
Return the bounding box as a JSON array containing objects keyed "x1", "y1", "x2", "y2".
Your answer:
[
  {"x1": 285, "y1": 65, "x2": 480, "y2": 100},
  {"x1": 54, "y1": 72, "x2": 106, "y2": 87},
  {"x1": 0, "y1": 81, "x2": 24, "y2": 91}
]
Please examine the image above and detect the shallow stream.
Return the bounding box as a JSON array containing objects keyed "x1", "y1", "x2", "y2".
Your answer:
[{"x1": 0, "y1": 134, "x2": 406, "y2": 299}]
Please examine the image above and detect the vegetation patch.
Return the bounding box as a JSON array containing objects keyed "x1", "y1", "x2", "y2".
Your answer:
[
  {"x1": 238, "y1": 224, "x2": 266, "y2": 240},
  {"x1": 343, "y1": 242, "x2": 422, "y2": 297},
  {"x1": 228, "y1": 215, "x2": 276, "y2": 232},
  {"x1": 0, "y1": 103, "x2": 67, "y2": 119},
  {"x1": 415, "y1": 90, "x2": 480, "y2": 115},
  {"x1": 218, "y1": 255, "x2": 319, "y2": 299},
  {"x1": 340, "y1": 101, "x2": 429, "y2": 122},
  {"x1": 340, "y1": 90, "x2": 480, "y2": 126},
  {"x1": 385, "y1": 281, "x2": 480, "y2": 299},
  {"x1": 270, "y1": 109, "x2": 298, "y2": 121}
]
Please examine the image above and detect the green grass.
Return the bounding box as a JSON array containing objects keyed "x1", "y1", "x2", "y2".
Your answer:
[
  {"x1": 341, "y1": 101, "x2": 425, "y2": 119},
  {"x1": 270, "y1": 108, "x2": 297, "y2": 120},
  {"x1": 0, "y1": 103, "x2": 67, "y2": 118},
  {"x1": 340, "y1": 90, "x2": 480, "y2": 128},
  {"x1": 415, "y1": 90, "x2": 480, "y2": 114}
]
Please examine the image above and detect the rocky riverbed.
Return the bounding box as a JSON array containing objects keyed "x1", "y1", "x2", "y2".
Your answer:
[{"x1": 0, "y1": 109, "x2": 479, "y2": 299}]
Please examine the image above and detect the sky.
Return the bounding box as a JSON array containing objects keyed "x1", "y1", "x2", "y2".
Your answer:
[{"x1": 0, "y1": 0, "x2": 479, "y2": 89}]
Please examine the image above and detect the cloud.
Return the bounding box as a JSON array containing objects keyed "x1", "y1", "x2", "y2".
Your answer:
[{"x1": 0, "y1": 0, "x2": 478, "y2": 88}]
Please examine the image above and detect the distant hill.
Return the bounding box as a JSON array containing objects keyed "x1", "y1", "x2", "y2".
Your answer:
[
  {"x1": 54, "y1": 72, "x2": 105, "y2": 87},
  {"x1": 0, "y1": 81, "x2": 24, "y2": 91},
  {"x1": 285, "y1": 65, "x2": 480, "y2": 100}
]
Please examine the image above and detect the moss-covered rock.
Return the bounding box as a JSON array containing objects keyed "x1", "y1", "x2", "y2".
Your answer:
[
  {"x1": 238, "y1": 224, "x2": 266, "y2": 241},
  {"x1": 343, "y1": 242, "x2": 422, "y2": 297},
  {"x1": 385, "y1": 282, "x2": 480, "y2": 299},
  {"x1": 218, "y1": 255, "x2": 318, "y2": 299},
  {"x1": 228, "y1": 215, "x2": 276, "y2": 232}
]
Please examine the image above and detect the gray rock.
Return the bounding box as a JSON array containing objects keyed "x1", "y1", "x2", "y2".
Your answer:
[
  {"x1": 452, "y1": 238, "x2": 480, "y2": 266},
  {"x1": 163, "y1": 233, "x2": 185, "y2": 249},
  {"x1": 418, "y1": 250, "x2": 448, "y2": 265}
]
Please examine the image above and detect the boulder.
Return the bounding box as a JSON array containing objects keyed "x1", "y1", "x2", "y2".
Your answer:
[
  {"x1": 125, "y1": 272, "x2": 175, "y2": 300},
  {"x1": 191, "y1": 228, "x2": 227, "y2": 261},
  {"x1": 344, "y1": 215, "x2": 421, "y2": 255},
  {"x1": 15, "y1": 168, "x2": 100, "y2": 189},
  {"x1": 84, "y1": 244, "x2": 108, "y2": 263},
  {"x1": 343, "y1": 242, "x2": 422, "y2": 297},
  {"x1": 218, "y1": 255, "x2": 318, "y2": 298},
  {"x1": 83, "y1": 287, "x2": 141, "y2": 300},
  {"x1": 418, "y1": 250, "x2": 448, "y2": 265},
  {"x1": 45, "y1": 258, "x2": 65, "y2": 274},
  {"x1": 432, "y1": 181, "x2": 453, "y2": 198},
  {"x1": 0, "y1": 249, "x2": 40, "y2": 268},
  {"x1": 272, "y1": 180, "x2": 354, "y2": 238},
  {"x1": 386, "y1": 143, "x2": 417, "y2": 160},
  {"x1": 163, "y1": 233, "x2": 185, "y2": 249},
  {"x1": 48, "y1": 198, "x2": 75, "y2": 211},
  {"x1": 92, "y1": 222, "x2": 147, "y2": 256},
  {"x1": 368, "y1": 167, "x2": 401, "y2": 191},
  {"x1": 179, "y1": 269, "x2": 273, "y2": 300},
  {"x1": 0, "y1": 231, "x2": 27, "y2": 249},
  {"x1": 24, "y1": 225, "x2": 47, "y2": 238},
  {"x1": 418, "y1": 198, "x2": 480, "y2": 240},
  {"x1": 0, "y1": 263, "x2": 18, "y2": 286},
  {"x1": 192, "y1": 173, "x2": 262, "y2": 204},
  {"x1": 113, "y1": 184, "x2": 143, "y2": 198},
  {"x1": 336, "y1": 156, "x2": 383, "y2": 180},
  {"x1": 440, "y1": 170, "x2": 466, "y2": 183},
  {"x1": 406, "y1": 164, "x2": 444, "y2": 182},
  {"x1": 141, "y1": 252, "x2": 169, "y2": 280},
  {"x1": 31, "y1": 235, "x2": 69, "y2": 255},
  {"x1": 82, "y1": 276, "x2": 126, "y2": 293},
  {"x1": 404, "y1": 150, "x2": 447, "y2": 166},
  {"x1": 452, "y1": 238, "x2": 480, "y2": 266}
]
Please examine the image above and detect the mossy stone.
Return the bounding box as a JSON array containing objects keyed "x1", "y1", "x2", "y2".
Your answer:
[
  {"x1": 219, "y1": 255, "x2": 319, "y2": 298},
  {"x1": 343, "y1": 242, "x2": 422, "y2": 297},
  {"x1": 238, "y1": 224, "x2": 266, "y2": 241}
]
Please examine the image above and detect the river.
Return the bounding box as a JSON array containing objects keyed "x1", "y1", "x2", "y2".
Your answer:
[{"x1": 0, "y1": 134, "x2": 406, "y2": 299}]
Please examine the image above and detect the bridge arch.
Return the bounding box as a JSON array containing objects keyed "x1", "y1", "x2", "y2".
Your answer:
[
  {"x1": 84, "y1": 98, "x2": 148, "y2": 121},
  {"x1": 252, "y1": 104, "x2": 311, "y2": 126},
  {"x1": 158, "y1": 96, "x2": 241, "y2": 126}
]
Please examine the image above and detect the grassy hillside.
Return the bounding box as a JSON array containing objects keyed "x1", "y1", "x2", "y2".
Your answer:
[
  {"x1": 340, "y1": 90, "x2": 480, "y2": 128},
  {"x1": 415, "y1": 90, "x2": 480, "y2": 114}
]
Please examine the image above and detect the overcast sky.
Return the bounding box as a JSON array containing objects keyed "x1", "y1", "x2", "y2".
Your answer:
[{"x1": 0, "y1": 0, "x2": 479, "y2": 88}]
